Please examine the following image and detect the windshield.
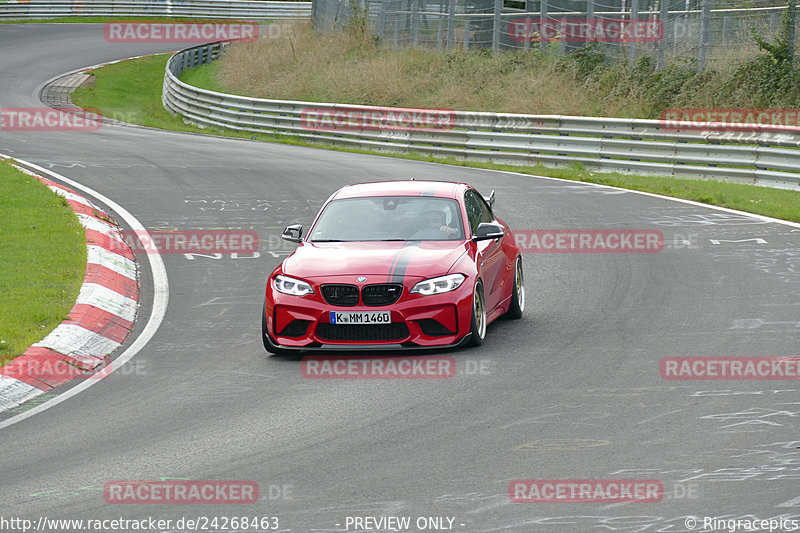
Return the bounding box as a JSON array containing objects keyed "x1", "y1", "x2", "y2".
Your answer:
[{"x1": 309, "y1": 196, "x2": 465, "y2": 242}]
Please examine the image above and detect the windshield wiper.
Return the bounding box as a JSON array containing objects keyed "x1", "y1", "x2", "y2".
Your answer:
[{"x1": 311, "y1": 239, "x2": 346, "y2": 242}]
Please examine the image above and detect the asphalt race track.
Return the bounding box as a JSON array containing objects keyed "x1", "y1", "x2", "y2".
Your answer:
[{"x1": 1, "y1": 23, "x2": 799, "y2": 533}]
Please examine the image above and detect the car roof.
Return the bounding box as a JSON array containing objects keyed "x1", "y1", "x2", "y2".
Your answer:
[{"x1": 331, "y1": 180, "x2": 469, "y2": 200}]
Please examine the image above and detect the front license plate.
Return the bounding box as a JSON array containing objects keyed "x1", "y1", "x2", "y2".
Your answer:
[{"x1": 329, "y1": 311, "x2": 391, "y2": 324}]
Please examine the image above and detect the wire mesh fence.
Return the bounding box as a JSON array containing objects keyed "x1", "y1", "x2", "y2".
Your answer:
[{"x1": 311, "y1": 0, "x2": 800, "y2": 69}]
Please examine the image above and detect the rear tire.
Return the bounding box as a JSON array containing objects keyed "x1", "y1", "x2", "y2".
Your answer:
[
  {"x1": 506, "y1": 256, "x2": 524, "y2": 319},
  {"x1": 262, "y1": 303, "x2": 291, "y2": 355},
  {"x1": 468, "y1": 281, "x2": 487, "y2": 347}
]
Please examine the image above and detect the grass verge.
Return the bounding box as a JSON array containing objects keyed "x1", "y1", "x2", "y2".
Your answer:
[
  {"x1": 0, "y1": 160, "x2": 86, "y2": 366},
  {"x1": 71, "y1": 53, "x2": 800, "y2": 224}
]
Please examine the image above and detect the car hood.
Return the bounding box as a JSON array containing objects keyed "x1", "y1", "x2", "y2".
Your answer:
[{"x1": 282, "y1": 241, "x2": 469, "y2": 282}]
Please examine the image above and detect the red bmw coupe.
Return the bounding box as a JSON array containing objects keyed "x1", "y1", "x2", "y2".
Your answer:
[{"x1": 262, "y1": 180, "x2": 524, "y2": 353}]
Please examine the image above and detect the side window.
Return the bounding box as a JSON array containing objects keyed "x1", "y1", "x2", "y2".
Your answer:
[{"x1": 464, "y1": 191, "x2": 494, "y2": 235}]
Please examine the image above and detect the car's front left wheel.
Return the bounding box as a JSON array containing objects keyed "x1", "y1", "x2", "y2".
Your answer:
[
  {"x1": 468, "y1": 280, "x2": 487, "y2": 346},
  {"x1": 506, "y1": 256, "x2": 524, "y2": 319}
]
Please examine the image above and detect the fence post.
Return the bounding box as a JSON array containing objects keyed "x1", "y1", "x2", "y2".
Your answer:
[
  {"x1": 377, "y1": 0, "x2": 389, "y2": 39},
  {"x1": 787, "y1": 0, "x2": 796, "y2": 65},
  {"x1": 493, "y1": 0, "x2": 502, "y2": 52},
  {"x1": 657, "y1": 0, "x2": 668, "y2": 68},
  {"x1": 465, "y1": 10, "x2": 471, "y2": 49},
  {"x1": 393, "y1": 0, "x2": 400, "y2": 48},
  {"x1": 411, "y1": 0, "x2": 419, "y2": 45},
  {"x1": 721, "y1": 14, "x2": 729, "y2": 45},
  {"x1": 522, "y1": 0, "x2": 531, "y2": 50},
  {"x1": 447, "y1": 0, "x2": 455, "y2": 49},
  {"x1": 540, "y1": 0, "x2": 547, "y2": 50},
  {"x1": 437, "y1": 0, "x2": 445, "y2": 50},
  {"x1": 697, "y1": 0, "x2": 710, "y2": 72},
  {"x1": 629, "y1": 0, "x2": 639, "y2": 64}
]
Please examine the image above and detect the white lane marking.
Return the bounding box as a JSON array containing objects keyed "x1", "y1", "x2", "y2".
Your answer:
[{"x1": 0, "y1": 155, "x2": 169, "y2": 430}]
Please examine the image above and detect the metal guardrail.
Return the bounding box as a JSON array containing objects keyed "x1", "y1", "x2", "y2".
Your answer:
[
  {"x1": 0, "y1": 0, "x2": 311, "y2": 20},
  {"x1": 163, "y1": 42, "x2": 800, "y2": 191}
]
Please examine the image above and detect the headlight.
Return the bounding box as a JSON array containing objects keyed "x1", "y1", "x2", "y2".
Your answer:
[
  {"x1": 410, "y1": 273, "x2": 465, "y2": 295},
  {"x1": 274, "y1": 275, "x2": 314, "y2": 296}
]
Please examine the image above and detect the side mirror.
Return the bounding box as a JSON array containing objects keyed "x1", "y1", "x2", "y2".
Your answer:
[
  {"x1": 473, "y1": 222, "x2": 504, "y2": 241},
  {"x1": 483, "y1": 190, "x2": 495, "y2": 209},
  {"x1": 282, "y1": 224, "x2": 303, "y2": 243}
]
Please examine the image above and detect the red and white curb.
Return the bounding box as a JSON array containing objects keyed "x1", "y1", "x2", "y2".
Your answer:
[{"x1": 0, "y1": 167, "x2": 139, "y2": 412}]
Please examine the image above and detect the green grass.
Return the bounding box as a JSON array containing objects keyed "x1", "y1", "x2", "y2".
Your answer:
[
  {"x1": 71, "y1": 53, "x2": 800, "y2": 224},
  {"x1": 0, "y1": 160, "x2": 86, "y2": 366},
  {"x1": 179, "y1": 60, "x2": 228, "y2": 94}
]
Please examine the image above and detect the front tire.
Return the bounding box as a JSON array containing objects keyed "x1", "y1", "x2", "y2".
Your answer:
[
  {"x1": 506, "y1": 256, "x2": 524, "y2": 319},
  {"x1": 468, "y1": 281, "x2": 487, "y2": 346}
]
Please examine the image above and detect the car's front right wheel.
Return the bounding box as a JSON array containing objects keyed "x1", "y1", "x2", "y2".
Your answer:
[{"x1": 468, "y1": 280, "x2": 487, "y2": 346}]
